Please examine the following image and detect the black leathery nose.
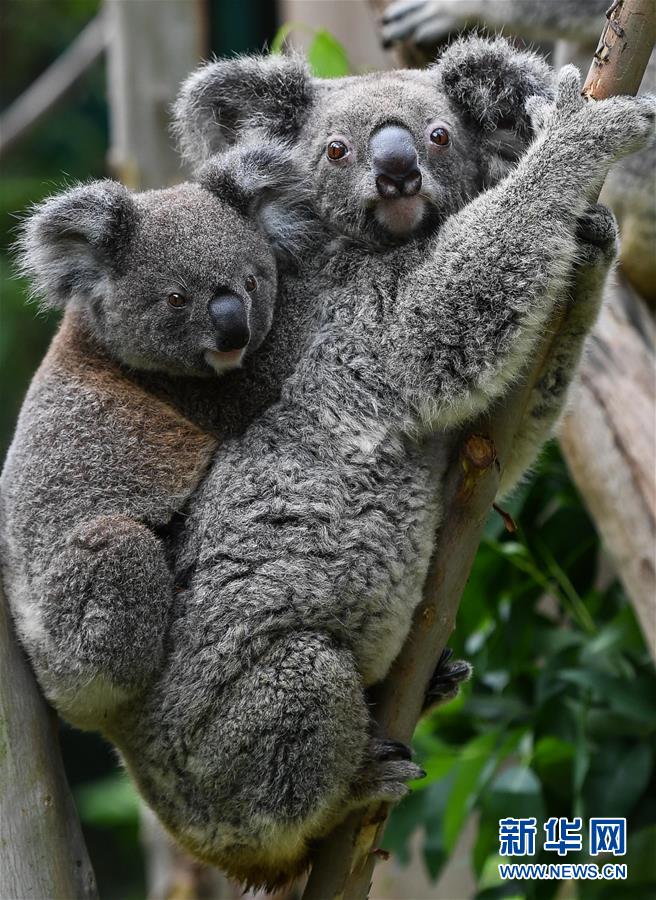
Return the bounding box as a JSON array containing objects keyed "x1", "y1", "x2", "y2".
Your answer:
[
  {"x1": 208, "y1": 293, "x2": 250, "y2": 351},
  {"x1": 370, "y1": 125, "x2": 418, "y2": 178},
  {"x1": 402, "y1": 170, "x2": 422, "y2": 197},
  {"x1": 370, "y1": 124, "x2": 422, "y2": 199},
  {"x1": 376, "y1": 174, "x2": 402, "y2": 199}
]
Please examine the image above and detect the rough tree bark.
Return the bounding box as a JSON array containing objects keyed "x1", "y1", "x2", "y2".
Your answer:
[
  {"x1": 559, "y1": 277, "x2": 656, "y2": 652},
  {"x1": 0, "y1": 585, "x2": 98, "y2": 900},
  {"x1": 302, "y1": 2, "x2": 656, "y2": 897}
]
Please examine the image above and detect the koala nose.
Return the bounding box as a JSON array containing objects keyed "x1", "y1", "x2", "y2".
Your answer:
[
  {"x1": 208, "y1": 293, "x2": 250, "y2": 351},
  {"x1": 370, "y1": 125, "x2": 422, "y2": 199}
]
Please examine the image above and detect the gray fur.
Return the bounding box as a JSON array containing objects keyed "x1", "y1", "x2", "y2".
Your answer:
[
  {"x1": 380, "y1": 0, "x2": 656, "y2": 304},
  {"x1": 0, "y1": 150, "x2": 307, "y2": 729},
  {"x1": 113, "y1": 61, "x2": 654, "y2": 889},
  {"x1": 173, "y1": 35, "x2": 620, "y2": 496}
]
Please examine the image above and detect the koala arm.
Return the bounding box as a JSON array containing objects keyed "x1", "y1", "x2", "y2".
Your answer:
[
  {"x1": 380, "y1": 0, "x2": 607, "y2": 49},
  {"x1": 387, "y1": 69, "x2": 654, "y2": 432},
  {"x1": 497, "y1": 203, "x2": 617, "y2": 497}
]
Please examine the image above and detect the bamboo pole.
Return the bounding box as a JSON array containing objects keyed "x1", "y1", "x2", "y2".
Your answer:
[{"x1": 302, "y1": 2, "x2": 656, "y2": 896}]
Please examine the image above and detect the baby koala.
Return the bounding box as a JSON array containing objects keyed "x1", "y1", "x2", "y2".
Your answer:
[{"x1": 0, "y1": 147, "x2": 304, "y2": 730}]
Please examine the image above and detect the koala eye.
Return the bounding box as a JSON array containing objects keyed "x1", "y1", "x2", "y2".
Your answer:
[
  {"x1": 326, "y1": 140, "x2": 349, "y2": 161},
  {"x1": 167, "y1": 292, "x2": 187, "y2": 308},
  {"x1": 245, "y1": 274, "x2": 258, "y2": 293},
  {"x1": 429, "y1": 126, "x2": 450, "y2": 147}
]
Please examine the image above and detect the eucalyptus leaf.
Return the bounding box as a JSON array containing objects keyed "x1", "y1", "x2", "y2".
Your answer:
[{"x1": 307, "y1": 29, "x2": 350, "y2": 78}]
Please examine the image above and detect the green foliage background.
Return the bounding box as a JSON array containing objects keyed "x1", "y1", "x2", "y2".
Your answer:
[{"x1": 1, "y1": 6, "x2": 654, "y2": 898}]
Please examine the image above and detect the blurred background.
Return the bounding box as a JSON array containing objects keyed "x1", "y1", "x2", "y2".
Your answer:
[{"x1": 1, "y1": 2, "x2": 654, "y2": 899}]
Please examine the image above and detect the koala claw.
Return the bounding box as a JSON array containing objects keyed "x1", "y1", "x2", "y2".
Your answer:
[
  {"x1": 528, "y1": 67, "x2": 656, "y2": 161},
  {"x1": 575, "y1": 203, "x2": 618, "y2": 267},
  {"x1": 369, "y1": 737, "x2": 414, "y2": 762},
  {"x1": 423, "y1": 647, "x2": 472, "y2": 712},
  {"x1": 352, "y1": 756, "x2": 426, "y2": 806}
]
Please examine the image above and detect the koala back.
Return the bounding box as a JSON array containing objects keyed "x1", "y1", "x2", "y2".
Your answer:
[{"x1": 0, "y1": 311, "x2": 218, "y2": 645}]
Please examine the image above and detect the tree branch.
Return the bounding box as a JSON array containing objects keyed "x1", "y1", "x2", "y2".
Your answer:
[
  {"x1": 558, "y1": 275, "x2": 656, "y2": 656},
  {"x1": 0, "y1": 14, "x2": 107, "y2": 161},
  {"x1": 0, "y1": 585, "x2": 98, "y2": 899},
  {"x1": 302, "y1": 2, "x2": 655, "y2": 896}
]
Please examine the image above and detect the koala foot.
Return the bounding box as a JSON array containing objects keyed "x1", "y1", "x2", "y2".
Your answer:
[
  {"x1": 41, "y1": 514, "x2": 173, "y2": 717},
  {"x1": 575, "y1": 203, "x2": 618, "y2": 268},
  {"x1": 380, "y1": 0, "x2": 457, "y2": 49},
  {"x1": 422, "y1": 647, "x2": 472, "y2": 712},
  {"x1": 350, "y1": 737, "x2": 425, "y2": 806}
]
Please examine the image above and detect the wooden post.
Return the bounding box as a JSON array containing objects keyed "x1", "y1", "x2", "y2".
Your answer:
[
  {"x1": 104, "y1": 0, "x2": 208, "y2": 189},
  {"x1": 303, "y1": 2, "x2": 656, "y2": 896},
  {"x1": 0, "y1": 586, "x2": 98, "y2": 900}
]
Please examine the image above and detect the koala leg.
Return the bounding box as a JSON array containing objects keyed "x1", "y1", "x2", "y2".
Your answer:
[
  {"x1": 421, "y1": 646, "x2": 473, "y2": 712},
  {"x1": 34, "y1": 514, "x2": 173, "y2": 726},
  {"x1": 498, "y1": 203, "x2": 617, "y2": 497},
  {"x1": 141, "y1": 631, "x2": 421, "y2": 889}
]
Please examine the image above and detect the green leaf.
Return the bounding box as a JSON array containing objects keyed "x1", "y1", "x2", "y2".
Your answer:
[
  {"x1": 559, "y1": 669, "x2": 656, "y2": 725},
  {"x1": 531, "y1": 736, "x2": 576, "y2": 800},
  {"x1": 582, "y1": 742, "x2": 652, "y2": 819},
  {"x1": 625, "y1": 824, "x2": 656, "y2": 886},
  {"x1": 383, "y1": 787, "x2": 430, "y2": 866},
  {"x1": 422, "y1": 774, "x2": 456, "y2": 881},
  {"x1": 307, "y1": 29, "x2": 350, "y2": 78},
  {"x1": 269, "y1": 22, "x2": 296, "y2": 54},
  {"x1": 75, "y1": 772, "x2": 140, "y2": 828},
  {"x1": 443, "y1": 731, "x2": 500, "y2": 851},
  {"x1": 482, "y1": 765, "x2": 545, "y2": 823}
]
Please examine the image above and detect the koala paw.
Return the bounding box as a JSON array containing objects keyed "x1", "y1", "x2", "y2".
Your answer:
[
  {"x1": 527, "y1": 67, "x2": 656, "y2": 162},
  {"x1": 575, "y1": 203, "x2": 618, "y2": 268},
  {"x1": 422, "y1": 647, "x2": 472, "y2": 712},
  {"x1": 43, "y1": 514, "x2": 173, "y2": 698},
  {"x1": 350, "y1": 737, "x2": 425, "y2": 806},
  {"x1": 380, "y1": 1, "x2": 457, "y2": 49}
]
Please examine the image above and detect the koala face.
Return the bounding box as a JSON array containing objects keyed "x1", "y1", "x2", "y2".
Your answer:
[
  {"x1": 106, "y1": 184, "x2": 278, "y2": 376},
  {"x1": 175, "y1": 36, "x2": 554, "y2": 245},
  {"x1": 18, "y1": 148, "x2": 307, "y2": 377},
  {"x1": 302, "y1": 72, "x2": 481, "y2": 242}
]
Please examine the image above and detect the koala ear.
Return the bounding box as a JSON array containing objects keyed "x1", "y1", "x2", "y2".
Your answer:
[
  {"x1": 173, "y1": 53, "x2": 314, "y2": 169},
  {"x1": 16, "y1": 180, "x2": 137, "y2": 309},
  {"x1": 199, "y1": 143, "x2": 313, "y2": 260},
  {"x1": 435, "y1": 35, "x2": 555, "y2": 181}
]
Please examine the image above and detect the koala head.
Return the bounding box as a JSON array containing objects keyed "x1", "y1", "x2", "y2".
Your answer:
[
  {"x1": 174, "y1": 35, "x2": 553, "y2": 245},
  {"x1": 17, "y1": 147, "x2": 308, "y2": 376}
]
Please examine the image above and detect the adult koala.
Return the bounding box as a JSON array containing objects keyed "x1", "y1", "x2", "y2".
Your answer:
[
  {"x1": 380, "y1": 0, "x2": 656, "y2": 304},
  {"x1": 174, "y1": 35, "x2": 617, "y2": 494},
  {"x1": 0, "y1": 147, "x2": 306, "y2": 731},
  {"x1": 110, "y1": 44, "x2": 653, "y2": 888}
]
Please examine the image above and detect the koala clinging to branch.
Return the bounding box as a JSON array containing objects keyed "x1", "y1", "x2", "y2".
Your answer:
[
  {"x1": 380, "y1": 0, "x2": 656, "y2": 304},
  {"x1": 0, "y1": 149, "x2": 307, "y2": 730},
  {"x1": 119, "y1": 58, "x2": 654, "y2": 887},
  {"x1": 175, "y1": 36, "x2": 619, "y2": 497}
]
